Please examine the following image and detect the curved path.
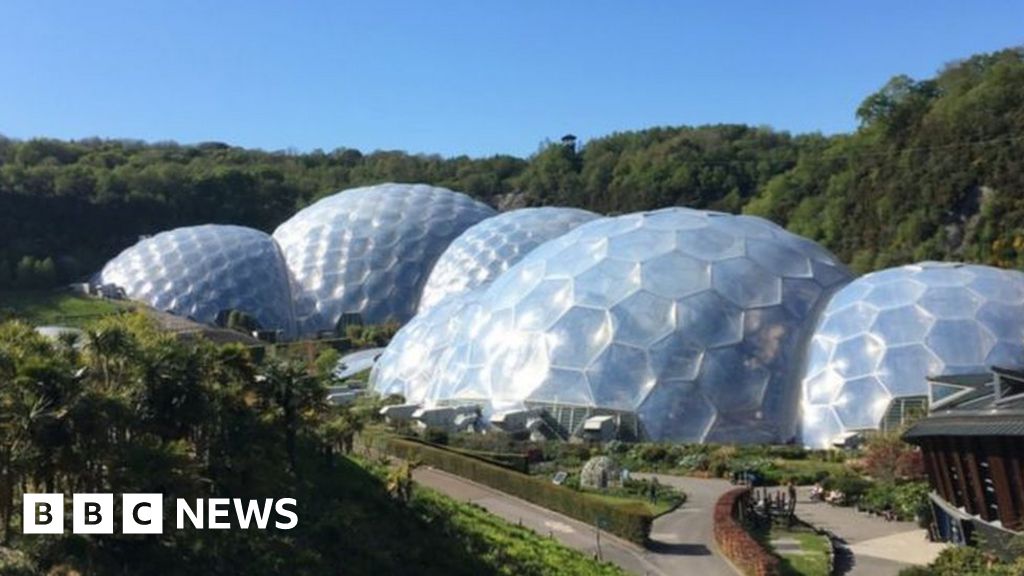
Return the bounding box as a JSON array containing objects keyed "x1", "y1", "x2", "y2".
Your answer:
[
  {"x1": 414, "y1": 467, "x2": 738, "y2": 575},
  {"x1": 637, "y1": 473, "x2": 738, "y2": 576},
  {"x1": 793, "y1": 487, "x2": 946, "y2": 575}
]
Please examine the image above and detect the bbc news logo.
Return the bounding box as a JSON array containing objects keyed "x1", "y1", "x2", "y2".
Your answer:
[{"x1": 23, "y1": 494, "x2": 298, "y2": 534}]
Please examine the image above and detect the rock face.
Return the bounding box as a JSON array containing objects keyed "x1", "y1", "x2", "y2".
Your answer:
[
  {"x1": 99, "y1": 224, "x2": 296, "y2": 337},
  {"x1": 801, "y1": 261, "x2": 1024, "y2": 448},
  {"x1": 272, "y1": 183, "x2": 495, "y2": 334},
  {"x1": 580, "y1": 456, "x2": 622, "y2": 490}
]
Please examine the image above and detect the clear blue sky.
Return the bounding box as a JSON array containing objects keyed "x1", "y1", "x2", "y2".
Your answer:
[{"x1": 1, "y1": 1, "x2": 1021, "y2": 158}]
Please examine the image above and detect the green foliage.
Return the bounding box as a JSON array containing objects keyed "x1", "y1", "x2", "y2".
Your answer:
[
  {"x1": 412, "y1": 489, "x2": 625, "y2": 576},
  {"x1": 0, "y1": 316, "x2": 621, "y2": 575},
  {"x1": 7, "y1": 48, "x2": 1024, "y2": 288},
  {"x1": 862, "y1": 431, "x2": 926, "y2": 483},
  {"x1": 344, "y1": 322, "x2": 400, "y2": 347},
  {"x1": 861, "y1": 481, "x2": 931, "y2": 520},
  {"x1": 0, "y1": 547, "x2": 34, "y2": 576},
  {"x1": 424, "y1": 427, "x2": 450, "y2": 446},
  {"x1": 759, "y1": 525, "x2": 832, "y2": 576},
  {"x1": 312, "y1": 347, "x2": 341, "y2": 380},
  {"x1": 376, "y1": 436, "x2": 653, "y2": 544},
  {"x1": 0, "y1": 290, "x2": 127, "y2": 327},
  {"x1": 822, "y1": 471, "x2": 873, "y2": 505},
  {"x1": 748, "y1": 47, "x2": 1024, "y2": 271}
]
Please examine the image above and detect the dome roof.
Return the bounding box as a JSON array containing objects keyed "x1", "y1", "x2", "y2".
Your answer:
[
  {"x1": 801, "y1": 262, "x2": 1024, "y2": 448},
  {"x1": 272, "y1": 183, "x2": 495, "y2": 334},
  {"x1": 417, "y1": 208, "x2": 852, "y2": 443},
  {"x1": 99, "y1": 224, "x2": 296, "y2": 335},
  {"x1": 370, "y1": 291, "x2": 484, "y2": 403},
  {"x1": 418, "y1": 207, "x2": 599, "y2": 313}
]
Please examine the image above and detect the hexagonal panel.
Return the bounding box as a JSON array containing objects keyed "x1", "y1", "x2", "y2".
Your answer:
[
  {"x1": 918, "y1": 286, "x2": 983, "y2": 318},
  {"x1": 746, "y1": 241, "x2": 812, "y2": 279},
  {"x1": 607, "y1": 229, "x2": 676, "y2": 261},
  {"x1": 816, "y1": 301, "x2": 879, "y2": 340},
  {"x1": 701, "y1": 348, "x2": 770, "y2": 413},
  {"x1": 833, "y1": 334, "x2": 885, "y2": 378},
  {"x1": 833, "y1": 376, "x2": 891, "y2": 429},
  {"x1": 640, "y1": 252, "x2": 711, "y2": 299},
  {"x1": 676, "y1": 291, "x2": 745, "y2": 348},
  {"x1": 676, "y1": 227, "x2": 744, "y2": 260},
  {"x1": 572, "y1": 259, "x2": 643, "y2": 308},
  {"x1": 514, "y1": 278, "x2": 574, "y2": 331},
  {"x1": 638, "y1": 380, "x2": 716, "y2": 442},
  {"x1": 712, "y1": 258, "x2": 783, "y2": 308},
  {"x1": 862, "y1": 280, "x2": 926, "y2": 310},
  {"x1": 610, "y1": 290, "x2": 676, "y2": 348},
  {"x1": 547, "y1": 307, "x2": 613, "y2": 369},
  {"x1": 876, "y1": 344, "x2": 944, "y2": 397},
  {"x1": 870, "y1": 305, "x2": 934, "y2": 346},
  {"x1": 926, "y1": 318, "x2": 996, "y2": 366},
  {"x1": 585, "y1": 344, "x2": 655, "y2": 410}
]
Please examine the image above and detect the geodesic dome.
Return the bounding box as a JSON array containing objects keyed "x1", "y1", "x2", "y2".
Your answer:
[
  {"x1": 99, "y1": 224, "x2": 296, "y2": 336},
  {"x1": 272, "y1": 183, "x2": 495, "y2": 335},
  {"x1": 424, "y1": 208, "x2": 853, "y2": 443},
  {"x1": 417, "y1": 207, "x2": 600, "y2": 313},
  {"x1": 369, "y1": 291, "x2": 484, "y2": 403},
  {"x1": 801, "y1": 262, "x2": 1024, "y2": 448}
]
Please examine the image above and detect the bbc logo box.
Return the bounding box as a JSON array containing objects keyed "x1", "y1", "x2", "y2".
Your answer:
[
  {"x1": 24, "y1": 494, "x2": 162, "y2": 535},
  {"x1": 22, "y1": 494, "x2": 297, "y2": 534}
]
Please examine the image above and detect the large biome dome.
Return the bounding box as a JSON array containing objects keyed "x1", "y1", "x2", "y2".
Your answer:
[
  {"x1": 801, "y1": 262, "x2": 1024, "y2": 448},
  {"x1": 417, "y1": 207, "x2": 599, "y2": 313},
  {"x1": 99, "y1": 225, "x2": 296, "y2": 335},
  {"x1": 418, "y1": 208, "x2": 852, "y2": 443},
  {"x1": 272, "y1": 183, "x2": 495, "y2": 335}
]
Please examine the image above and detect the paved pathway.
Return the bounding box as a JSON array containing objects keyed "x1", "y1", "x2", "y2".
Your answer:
[
  {"x1": 637, "y1": 474, "x2": 738, "y2": 576},
  {"x1": 792, "y1": 487, "x2": 947, "y2": 575},
  {"x1": 414, "y1": 467, "x2": 739, "y2": 576}
]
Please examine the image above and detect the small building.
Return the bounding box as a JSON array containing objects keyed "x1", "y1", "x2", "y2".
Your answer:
[
  {"x1": 326, "y1": 390, "x2": 362, "y2": 406},
  {"x1": 903, "y1": 366, "x2": 1024, "y2": 556},
  {"x1": 411, "y1": 405, "x2": 480, "y2": 433},
  {"x1": 490, "y1": 408, "x2": 542, "y2": 432},
  {"x1": 581, "y1": 415, "x2": 617, "y2": 442},
  {"x1": 380, "y1": 404, "x2": 421, "y2": 424}
]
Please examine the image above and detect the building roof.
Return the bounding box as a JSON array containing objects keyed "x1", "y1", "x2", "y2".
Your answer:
[{"x1": 904, "y1": 366, "x2": 1024, "y2": 441}]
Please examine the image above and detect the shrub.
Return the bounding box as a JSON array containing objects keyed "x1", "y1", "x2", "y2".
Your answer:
[
  {"x1": 823, "y1": 471, "x2": 872, "y2": 505},
  {"x1": 381, "y1": 437, "x2": 653, "y2": 544},
  {"x1": 424, "y1": 427, "x2": 450, "y2": 445},
  {"x1": 709, "y1": 445, "x2": 739, "y2": 477},
  {"x1": 863, "y1": 432, "x2": 926, "y2": 482},
  {"x1": 713, "y1": 488, "x2": 780, "y2": 576},
  {"x1": 929, "y1": 546, "x2": 989, "y2": 575}
]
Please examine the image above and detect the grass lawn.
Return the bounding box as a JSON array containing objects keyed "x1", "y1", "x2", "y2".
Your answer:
[
  {"x1": 581, "y1": 489, "x2": 681, "y2": 517},
  {"x1": 761, "y1": 524, "x2": 832, "y2": 576},
  {"x1": 0, "y1": 290, "x2": 130, "y2": 328}
]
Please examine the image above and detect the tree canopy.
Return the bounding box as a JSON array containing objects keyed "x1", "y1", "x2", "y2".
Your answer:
[{"x1": 3, "y1": 46, "x2": 1024, "y2": 286}]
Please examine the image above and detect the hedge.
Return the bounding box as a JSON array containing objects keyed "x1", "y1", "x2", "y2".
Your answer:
[
  {"x1": 382, "y1": 435, "x2": 531, "y2": 473},
  {"x1": 380, "y1": 436, "x2": 652, "y2": 544},
  {"x1": 713, "y1": 488, "x2": 780, "y2": 576}
]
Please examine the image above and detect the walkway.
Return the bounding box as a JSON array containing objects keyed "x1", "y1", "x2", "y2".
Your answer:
[
  {"x1": 793, "y1": 487, "x2": 947, "y2": 575},
  {"x1": 637, "y1": 474, "x2": 739, "y2": 576},
  {"x1": 414, "y1": 467, "x2": 739, "y2": 576}
]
